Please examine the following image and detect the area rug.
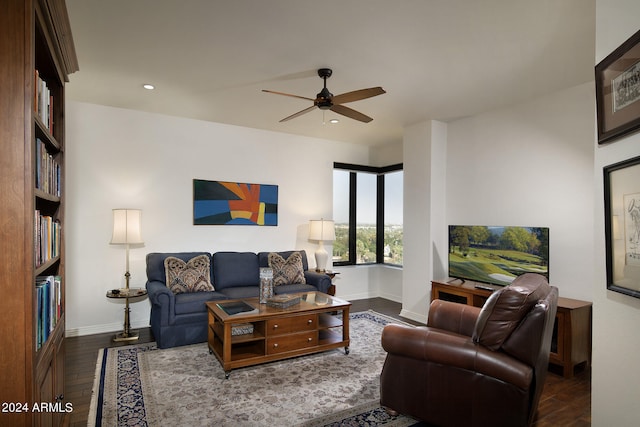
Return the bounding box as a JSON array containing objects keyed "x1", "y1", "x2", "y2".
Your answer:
[{"x1": 88, "y1": 310, "x2": 420, "y2": 427}]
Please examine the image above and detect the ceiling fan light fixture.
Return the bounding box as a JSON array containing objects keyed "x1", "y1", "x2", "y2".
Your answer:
[{"x1": 329, "y1": 118, "x2": 339, "y2": 124}]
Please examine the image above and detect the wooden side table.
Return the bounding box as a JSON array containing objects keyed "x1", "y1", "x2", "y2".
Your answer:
[
  {"x1": 106, "y1": 287, "x2": 148, "y2": 342},
  {"x1": 324, "y1": 271, "x2": 340, "y2": 296}
]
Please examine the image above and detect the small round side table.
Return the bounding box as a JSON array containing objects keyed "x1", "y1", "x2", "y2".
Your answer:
[{"x1": 106, "y1": 287, "x2": 148, "y2": 342}]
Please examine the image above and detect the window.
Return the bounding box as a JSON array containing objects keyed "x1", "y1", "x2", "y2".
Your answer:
[
  {"x1": 332, "y1": 170, "x2": 350, "y2": 263},
  {"x1": 333, "y1": 163, "x2": 403, "y2": 266},
  {"x1": 384, "y1": 170, "x2": 403, "y2": 265}
]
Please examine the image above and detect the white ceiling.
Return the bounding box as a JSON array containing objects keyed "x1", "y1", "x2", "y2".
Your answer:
[{"x1": 65, "y1": 0, "x2": 595, "y2": 147}]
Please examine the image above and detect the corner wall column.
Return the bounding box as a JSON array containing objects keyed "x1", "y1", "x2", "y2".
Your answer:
[{"x1": 401, "y1": 120, "x2": 447, "y2": 322}]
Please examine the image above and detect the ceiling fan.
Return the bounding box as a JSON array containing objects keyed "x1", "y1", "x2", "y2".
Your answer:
[{"x1": 262, "y1": 68, "x2": 385, "y2": 123}]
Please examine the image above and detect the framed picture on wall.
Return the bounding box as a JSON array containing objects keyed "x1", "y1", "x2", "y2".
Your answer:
[
  {"x1": 193, "y1": 179, "x2": 278, "y2": 226},
  {"x1": 595, "y1": 28, "x2": 640, "y2": 144},
  {"x1": 604, "y1": 155, "x2": 640, "y2": 299}
]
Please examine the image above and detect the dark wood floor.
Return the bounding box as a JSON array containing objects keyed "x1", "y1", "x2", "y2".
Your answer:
[{"x1": 64, "y1": 297, "x2": 590, "y2": 426}]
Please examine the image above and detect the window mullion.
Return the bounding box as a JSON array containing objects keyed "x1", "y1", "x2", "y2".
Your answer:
[
  {"x1": 376, "y1": 174, "x2": 384, "y2": 264},
  {"x1": 348, "y1": 172, "x2": 357, "y2": 265}
]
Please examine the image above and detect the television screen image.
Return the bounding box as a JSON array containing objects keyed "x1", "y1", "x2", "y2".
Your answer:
[{"x1": 448, "y1": 225, "x2": 549, "y2": 286}]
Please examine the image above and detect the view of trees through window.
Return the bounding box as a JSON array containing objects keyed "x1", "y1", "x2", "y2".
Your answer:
[
  {"x1": 384, "y1": 170, "x2": 403, "y2": 265},
  {"x1": 332, "y1": 165, "x2": 403, "y2": 266}
]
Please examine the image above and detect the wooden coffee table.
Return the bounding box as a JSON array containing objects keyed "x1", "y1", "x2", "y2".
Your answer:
[{"x1": 206, "y1": 292, "x2": 351, "y2": 378}]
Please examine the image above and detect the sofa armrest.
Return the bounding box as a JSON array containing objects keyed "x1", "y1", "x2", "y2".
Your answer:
[
  {"x1": 146, "y1": 280, "x2": 175, "y2": 325},
  {"x1": 427, "y1": 299, "x2": 480, "y2": 337},
  {"x1": 381, "y1": 324, "x2": 532, "y2": 389},
  {"x1": 304, "y1": 270, "x2": 331, "y2": 294}
]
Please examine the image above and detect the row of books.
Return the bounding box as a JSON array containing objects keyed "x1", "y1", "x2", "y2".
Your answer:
[
  {"x1": 35, "y1": 138, "x2": 61, "y2": 197},
  {"x1": 35, "y1": 70, "x2": 54, "y2": 133},
  {"x1": 36, "y1": 275, "x2": 62, "y2": 350},
  {"x1": 35, "y1": 211, "x2": 61, "y2": 268}
]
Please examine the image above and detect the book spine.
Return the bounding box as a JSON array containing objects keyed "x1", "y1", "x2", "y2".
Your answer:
[
  {"x1": 34, "y1": 212, "x2": 61, "y2": 267},
  {"x1": 35, "y1": 69, "x2": 54, "y2": 134},
  {"x1": 35, "y1": 275, "x2": 62, "y2": 351}
]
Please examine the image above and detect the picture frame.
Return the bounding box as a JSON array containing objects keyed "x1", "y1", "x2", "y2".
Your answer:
[
  {"x1": 595, "y1": 28, "x2": 640, "y2": 144},
  {"x1": 193, "y1": 179, "x2": 278, "y2": 226},
  {"x1": 604, "y1": 155, "x2": 640, "y2": 299}
]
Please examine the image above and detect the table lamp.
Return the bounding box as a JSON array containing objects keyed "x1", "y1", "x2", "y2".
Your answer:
[{"x1": 309, "y1": 219, "x2": 335, "y2": 272}]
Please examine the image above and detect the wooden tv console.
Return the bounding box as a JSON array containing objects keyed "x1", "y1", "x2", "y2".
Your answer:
[
  {"x1": 207, "y1": 292, "x2": 351, "y2": 378},
  {"x1": 431, "y1": 279, "x2": 592, "y2": 378}
]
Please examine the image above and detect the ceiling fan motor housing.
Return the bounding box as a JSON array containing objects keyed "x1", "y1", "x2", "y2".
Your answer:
[
  {"x1": 316, "y1": 88, "x2": 333, "y2": 109},
  {"x1": 316, "y1": 68, "x2": 334, "y2": 109}
]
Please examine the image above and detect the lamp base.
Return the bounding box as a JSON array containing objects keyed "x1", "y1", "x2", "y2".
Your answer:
[
  {"x1": 113, "y1": 330, "x2": 139, "y2": 342},
  {"x1": 315, "y1": 244, "x2": 329, "y2": 273}
]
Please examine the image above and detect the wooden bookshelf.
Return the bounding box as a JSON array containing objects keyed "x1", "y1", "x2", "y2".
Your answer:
[{"x1": 0, "y1": 1, "x2": 77, "y2": 425}]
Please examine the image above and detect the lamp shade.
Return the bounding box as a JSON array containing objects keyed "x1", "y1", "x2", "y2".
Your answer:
[
  {"x1": 110, "y1": 209, "x2": 144, "y2": 244},
  {"x1": 309, "y1": 219, "x2": 335, "y2": 241}
]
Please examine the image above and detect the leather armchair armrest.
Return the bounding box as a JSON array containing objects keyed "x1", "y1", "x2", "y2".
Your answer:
[
  {"x1": 304, "y1": 270, "x2": 331, "y2": 294},
  {"x1": 381, "y1": 324, "x2": 532, "y2": 389},
  {"x1": 427, "y1": 299, "x2": 480, "y2": 337}
]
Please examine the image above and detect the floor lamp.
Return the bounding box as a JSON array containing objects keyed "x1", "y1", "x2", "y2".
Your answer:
[
  {"x1": 309, "y1": 219, "x2": 335, "y2": 272},
  {"x1": 110, "y1": 209, "x2": 144, "y2": 341}
]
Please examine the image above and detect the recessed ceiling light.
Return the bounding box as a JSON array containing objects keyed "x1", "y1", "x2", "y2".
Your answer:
[
  {"x1": 329, "y1": 119, "x2": 339, "y2": 124},
  {"x1": 142, "y1": 84, "x2": 155, "y2": 90}
]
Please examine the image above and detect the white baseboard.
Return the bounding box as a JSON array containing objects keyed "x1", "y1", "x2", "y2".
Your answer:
[
  {"x1": 399, "y1": 308, "x2": 427, "y2": 325},
  {"x1": 66, "y1": 320, "x2": 150, "y2": 337}
]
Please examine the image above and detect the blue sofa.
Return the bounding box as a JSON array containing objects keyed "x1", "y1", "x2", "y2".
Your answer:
[{"x1": 146, "y1": 250, "x2": 331, "y2": 348}]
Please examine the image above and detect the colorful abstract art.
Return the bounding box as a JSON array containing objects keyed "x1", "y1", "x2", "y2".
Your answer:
[{"x1": 193, "y1": 179, "x2": 278, "y2": 226}]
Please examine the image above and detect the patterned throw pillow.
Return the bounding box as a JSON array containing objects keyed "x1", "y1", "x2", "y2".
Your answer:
[
  {"x1": 268, "y1": 252, "x2": 305, "y2": 287},
  {"x1": 164, "y1": 255, "x2": 214, "y2": 294}
]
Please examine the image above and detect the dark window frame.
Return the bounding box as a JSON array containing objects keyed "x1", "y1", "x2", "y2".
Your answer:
[{"x1": 333, "y1": 162, "x2": 403, "y2": 267}]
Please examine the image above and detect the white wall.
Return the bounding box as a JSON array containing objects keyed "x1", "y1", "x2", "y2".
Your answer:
[
  {"x1": 65, "y1": 101, "x2": 369, "y2": 335},
  {"x1": 593, "y1": 1, "x2": 640, "y2": 424},
  {"x1": 446, "y1": 83, "x2": 595, "y2": 301}
]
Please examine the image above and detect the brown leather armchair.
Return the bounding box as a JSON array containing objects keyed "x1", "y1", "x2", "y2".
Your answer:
[{"x1": 380, "y1": 273, "x2": 558, "y2": 427}]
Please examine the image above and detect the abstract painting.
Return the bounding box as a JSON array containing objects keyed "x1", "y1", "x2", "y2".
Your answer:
[{"x1": 193, "y1": 179, "x2": 278, "y2": 226}]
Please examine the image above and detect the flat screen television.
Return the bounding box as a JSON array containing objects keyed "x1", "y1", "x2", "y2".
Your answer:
[{"x1": 448, "y1": 225, "x2": 549, "y2": 286}]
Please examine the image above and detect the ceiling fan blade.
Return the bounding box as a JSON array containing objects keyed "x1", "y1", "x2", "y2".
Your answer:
[
  {"x1": 280, "y1": 105, "x2": 317, "y2": 122},
  {"x1": 331, "y1": 87, "x2": 386, "y2": 105},
  {"x1": 262, "y1": 89, "x2": 314, "y2": 102},
  {"x1": 330, "y1": 104, "x2": 373, "y2": 123}
]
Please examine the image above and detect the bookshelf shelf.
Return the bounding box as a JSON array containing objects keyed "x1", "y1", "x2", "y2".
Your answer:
[{"x1": 0, "y1": 1, "x2": 78, "y2": 425}]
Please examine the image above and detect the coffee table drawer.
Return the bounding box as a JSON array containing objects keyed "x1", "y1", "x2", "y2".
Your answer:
[
  {"x1": 266, "y1": 314, "x2": 317, "y2": 336},
  {"x1": 267, "y1": 332, "x2": 318, "y2": 354}
]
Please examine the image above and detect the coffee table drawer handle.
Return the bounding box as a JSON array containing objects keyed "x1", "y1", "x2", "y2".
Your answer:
[
  {"x1": 273, "y1": 343, "x2": 279, "y2": 348},
  {"x1": 307, "y1": 319, "x2": 313, "y2": 325},
  {"x1": 273, "y1": 324, "x2": 278, "y2": 329},
  {"x1": 308, "y1": 337, "x2": 312, "y2": 342}
]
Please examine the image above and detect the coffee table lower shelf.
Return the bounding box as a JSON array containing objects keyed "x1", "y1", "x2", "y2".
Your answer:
[{"x1": 206, "y1": 293, "x2": 351, "y2": 379}]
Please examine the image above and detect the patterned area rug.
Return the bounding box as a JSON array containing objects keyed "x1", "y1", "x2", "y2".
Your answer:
[{"x1": 88, "y1": 310, "x2": 420, "y2": 427}]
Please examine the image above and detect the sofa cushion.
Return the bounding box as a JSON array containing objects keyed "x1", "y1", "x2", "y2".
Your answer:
[
  {"x1": 164, "y1": 255, "x2": 214, "y2": 294},
  {"x1": 269, "y1": 251, "x2": 305, "y2": 286},
  {"x1": 472, "y1": 273, "x2": 551, "y2": 351},
  {"x1": 274, "y1": 283, "x2": 317, "y2": 294},
  {"x1": 213, "y1": 252, "x2": 260, "y2": 289},
  {"x1": 147, "y1": 252, "x2": 212, "y2": 283},
  {"x1": 174, "y1": 291, "x2": 225, "y2": 315},
  {"x1": 218, "y1": 286, "x2": 260, "y2": 299}
]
